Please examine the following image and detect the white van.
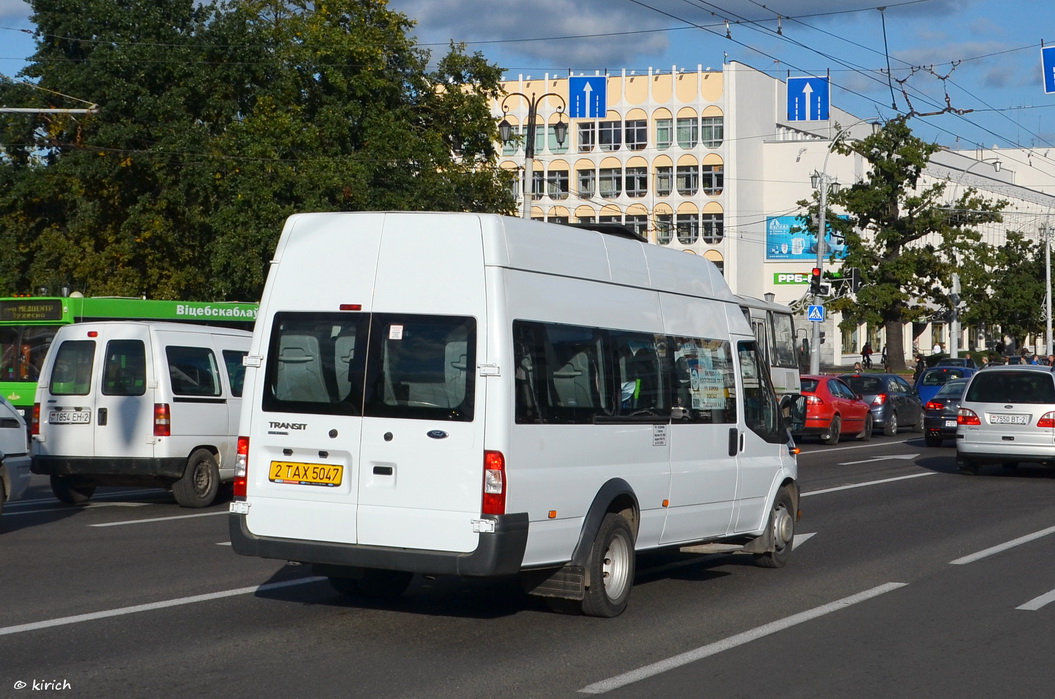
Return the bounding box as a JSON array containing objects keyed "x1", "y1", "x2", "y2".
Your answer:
[
  {"x1": 229, "y1": 212, "x2": 799, "y2": 617},
  {"x1": 31, "y1": 321, "x2": 252, "y2": 507}
]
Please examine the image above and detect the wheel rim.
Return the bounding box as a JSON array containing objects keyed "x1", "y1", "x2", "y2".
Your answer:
[
  {"x1": 771, "y1": 503, "x2": 794, "y2": 551},
  {"x1": 193, "y1": 460, "x2": 212, "y2": 495},
  {"x1": 602, "y1": 534, "x2": 632, "y2": 602}
]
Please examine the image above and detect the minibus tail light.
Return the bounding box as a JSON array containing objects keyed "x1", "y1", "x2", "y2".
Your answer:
[
  {"x1": 154, "y1": 403, "x2": 171, "y2": 437},
  {"x1": 482, "y1": 450, "x2": 506, "y2": 515},
  {"x1": 234, "y1": 436, "x2": 249, "y2": 499},
  {"x1": 30, "y1": 402, "x2": 40, "y2": 435}
]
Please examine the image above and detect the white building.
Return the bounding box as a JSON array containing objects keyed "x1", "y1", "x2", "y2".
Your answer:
[{"x1": 493, "y1": 61, "x2": 1055, "y2": 366}]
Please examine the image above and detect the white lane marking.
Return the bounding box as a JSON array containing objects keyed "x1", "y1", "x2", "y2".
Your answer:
[
  {"x1": 216, "y1": 541, "x2": 232, "y2": 546},
  {"x1": 578, "y1": 582, "x2": 908, "y2": 694},
  {"x1": 801, "y1": 471, "x2": 936, "y2": 497},
  {"x1": 838, "y1": 454, "x2": 919, "y2": 466},
  {"x1": 90, "y1": 511, "x2": 228, "y2": 527},
  {"x1": 1017, "y1": 589, "x2": 1055, "y2": 611},
  {"x1": 793, "y1": 532, "x2": 816, "y2": 548},
  {"x1": 6, "y1": 489, "x2": 165, "y2": 509},
  {"x1": 950, "y1": 524, "x2": 1055, "y2": 565},
  {"x1": 4, "y1": 501, "x2": 153, "y2": 516},
  {"x1": 0, "y1": 577, "x2": 326, "y2": 637}
]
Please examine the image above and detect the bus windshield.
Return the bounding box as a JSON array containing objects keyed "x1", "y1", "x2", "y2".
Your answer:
[{"x1": 0, "y1": 325, "x2": 56, "y2": 382}]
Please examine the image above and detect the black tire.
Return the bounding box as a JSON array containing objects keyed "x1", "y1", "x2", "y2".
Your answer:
[
  {"x1": 50, "y1": 475, "x2": 96, "y2": 505},
  {"x1": 580, "y1": 513, "x2": 635, "y2": 618},
  {"x1": 912, "y1": 410, "x2": 924, "y2": 433},
  {"x1": 754, "y1": 487, "x2": 796, "y2": 569},
  {"x1": 173, "y1": 448, "x2": 220, "y2": 508},
  {"x1": 821, "y1": 415, "x2": 841, "y2": 445},
  {"x1": 858, "y1": 413, "x2": 873, "y2": 441},
  {"x1": 924, "y1": 432, "x2": 943, "y2": 447},
  {"x1": 328, "y1": 569, "x2": 413, "y2": 600},
  {"x1": 883, "y1": 412, "x2": 898, "y2": 437},
  {"x1": 0, "y1": 477, "x2": 6, "y2": 520}
]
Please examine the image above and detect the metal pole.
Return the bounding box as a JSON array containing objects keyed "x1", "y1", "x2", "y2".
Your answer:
[
  {"x1": 809, "y1": 175, "x2": 827, "y2": 375},
  {"x1": 1046, "y1": 230, "x2": 1052, "y2": 356},
  {"x1": 521, "y1": 96, "x2": 536, "y2": 220}
]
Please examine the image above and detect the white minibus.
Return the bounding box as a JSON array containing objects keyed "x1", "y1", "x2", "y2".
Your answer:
[{"x1": 229, "y1": 212, "x2": 799, "y2": 617}]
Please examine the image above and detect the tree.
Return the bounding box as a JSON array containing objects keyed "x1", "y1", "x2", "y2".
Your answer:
[
  {"x1": 959, "y1": 231, "x2": 1046, "y2": 350},
  {"x1": 803, "y1": 117, "x2": 1006, "y2": 371},
  {"x1": 0, "y1": 0, "x2": 514, "y2": 300}
]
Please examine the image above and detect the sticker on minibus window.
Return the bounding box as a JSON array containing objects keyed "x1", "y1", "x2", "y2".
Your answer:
[{"x1": 389, "y1": 325, "x2": 404, "y2": 340}]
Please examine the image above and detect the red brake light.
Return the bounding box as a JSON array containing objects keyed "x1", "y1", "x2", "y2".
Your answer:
[
  {"x1": 153, "y1": 403, "x2": 171, "y2": 437},
  {"x1": 482, "y1": 450, "x2": 506, "y2": 515},
  {"x1": 30, "y1": 402, "x2": 40, "y2": 435},
  {"x1": 871, "y1": 394, "x2": 888, "y2": 407},
  {"x1": 925, "y1": 400, "x2": 945, "y2": 411},
  {"x1": 1037, "y1": 412, "x2": 1055, "y2": 428},
  {"x1": 234, "y1": 436, "x2": 249, "y2": 499},
  {"x1": 806, "y1": 395, "x2": 823, "y2": 405},
  {"x1": 957, "y1": 408, "x2": 981, "y2": 426}
]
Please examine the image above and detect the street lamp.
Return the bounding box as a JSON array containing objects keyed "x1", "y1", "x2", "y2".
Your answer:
[
  {"x1": 498, "y1": 91, "x2": 568, "y2": 220},
  {"x1": 1042, "y1": 224, "x2": 1053, "y2": 357}
]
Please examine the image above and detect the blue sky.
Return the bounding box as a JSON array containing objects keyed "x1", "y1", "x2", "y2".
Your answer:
[{"x1": 2, "y1": 0, "x2": 1053, "y2": 151}]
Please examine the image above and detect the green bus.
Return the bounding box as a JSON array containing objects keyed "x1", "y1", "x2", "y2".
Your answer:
[{"x1": 0, "y1": 295, "x2": 258, "y2": 416}]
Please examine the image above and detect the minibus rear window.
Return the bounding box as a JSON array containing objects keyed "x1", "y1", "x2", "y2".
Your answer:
[{"x1": 263, "y1": 312, "x2": 475, "y2": 421}]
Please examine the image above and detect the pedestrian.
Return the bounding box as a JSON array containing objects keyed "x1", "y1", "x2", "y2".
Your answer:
[
  {"x1": 853, "y1": 361, "x2": 863, "y2": 374},
  {"x1": 1048, "y1": 354, "x2": 1055, "y2": 366},
  {"x1": 913, "y1": 354, "x2": 926, "y2": 382},
  {"x1": 1031, "y1": 354, "x2": 1041, "y2": 365},
  {"x1": 979, "y1": 355, "x2": 990, "y2": 369},
  {"x1": 931, "y1": 342, "x2": 942, "y2": 356}
]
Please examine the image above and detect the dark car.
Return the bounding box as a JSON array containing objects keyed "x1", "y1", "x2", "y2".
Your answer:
[
  {"x1": 915, "y1": 366, "x2": 978, "y2": 404},
  {"x1": 922, "y1": 377, "x2": 970, "y2": 447},
  {"x1": 840, "y1": 372, "x2": 924, "y2": 437},
  {"x1": 791, "y1": 375, "x2": 872, "y2": 445},
  {"x1": 936, "y1": 357, "x2": 978, "y2": 369}
]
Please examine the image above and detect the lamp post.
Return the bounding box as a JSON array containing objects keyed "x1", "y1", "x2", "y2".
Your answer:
[
  {"x1": 498, "y1": 92, "x2": 567, "y2": 220},
  {"x1": 1042, "y1": 224, "x2": 1053, "y2": 357},
  {"x1": 809, "y1": 166, "x2": 839, "y2": 375}
]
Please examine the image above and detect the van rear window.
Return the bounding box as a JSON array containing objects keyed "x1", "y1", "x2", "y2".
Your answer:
[
  {"x1": 49, "y1": 340, "x2": 96, "y2": 396},
  {"x1": 965, "y1": 371, "x2": 1055, "y2": 404},
  {"x1": 263, "y1": 312, "x2": 475, "y2": 421}
]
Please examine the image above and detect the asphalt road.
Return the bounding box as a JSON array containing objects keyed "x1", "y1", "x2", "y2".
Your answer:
[{"x1": 4, "y1": 432, "x2": 1055, "y2": 698}]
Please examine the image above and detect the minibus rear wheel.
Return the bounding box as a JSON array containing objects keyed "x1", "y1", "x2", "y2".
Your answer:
[
  {"x1": 51, "y1": 475, "x2": 95, "y2": 505},
  {"x1": 581, "y1": 513, "x2": 635, "y2": 618},
  {"x1": 173, "y1": 449, "x2": 219, "y2": 508}
]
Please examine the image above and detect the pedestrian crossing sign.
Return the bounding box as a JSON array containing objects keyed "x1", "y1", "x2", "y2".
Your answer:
[{"x1": 807, "y1": 305, "x2": 824, "y2": 322}]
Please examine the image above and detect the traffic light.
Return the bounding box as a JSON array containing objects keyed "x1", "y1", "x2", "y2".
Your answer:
[
  {"x1": 809, "y1": 267, "x2": 823, "y2": 295},
  {"x1": 849, "y1": 267, "x2": 863, "y2": 293}
]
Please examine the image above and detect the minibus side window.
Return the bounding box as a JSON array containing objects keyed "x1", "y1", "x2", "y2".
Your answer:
[
  {"x1": 670, "y1": 337, "x2": 736, "y2": 424},
  {"x1": 49, "y1": 340, "x2": 96, "y2": 396},
  {"x1": 102, "y1": 340, "x2": 146, "y2": 396},
  {"x1": 737, "y1": 341, "x2": 785, "y2": 443},
  {"x1": 610, "y1": 331, "x2": 669, "y2": 418}
]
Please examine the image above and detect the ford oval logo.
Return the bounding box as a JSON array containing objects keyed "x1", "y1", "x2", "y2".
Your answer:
[{"x1": 427, "y1": 430, "x2": 448, "y2": 439}]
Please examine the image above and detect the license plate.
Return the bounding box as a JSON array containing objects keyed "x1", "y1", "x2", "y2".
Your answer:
[
  {"x1": 990, "y1": 414, "x2": 1029, "y2": 425},
  {"x1": 268, "y1": 461, "x2": 343, "y2": 487},
  {"x1": 49, "y1": 410, "x2": 91, "y2": 424},
  {"x1": 945, "y1": 419, "x2": 957, "y2": 428}
]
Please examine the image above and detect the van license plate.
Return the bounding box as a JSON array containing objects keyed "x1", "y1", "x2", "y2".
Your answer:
[
  {"x1": 990, "y1": 414, "x2": 1029, "y2": 425},
  {"x1": 49, "y1": 410, "x2": 90, "y2": 424},
  {"x1": 269, "y1": 461, "x2": 343, "y2": 487}
]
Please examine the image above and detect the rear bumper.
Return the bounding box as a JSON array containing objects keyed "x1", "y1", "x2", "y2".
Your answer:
[
  {"x1": 228, "y1": 510, "x2": 530, "y2": 578},
  {"x1": 1, "y1": 453, "x2": 31, "y2": 502},
  {"x1": 31, "y1": 456, "x2": 187, "y2": 481},
  {"x1": 956, "y1": 442, "x2": 1055, "y2": 465}
]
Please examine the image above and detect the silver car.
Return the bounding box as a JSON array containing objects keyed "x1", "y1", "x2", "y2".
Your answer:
[
  {"x1": 956, "y1": 365, "x2": 1055, "y2": 474},
  {"x1": 0, "y1": 394, "x2": 31, "y2": 523}
]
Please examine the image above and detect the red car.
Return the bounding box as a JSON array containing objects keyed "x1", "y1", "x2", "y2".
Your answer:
[{"x1": 791, "y1": 375, "x2": 873, "y2": 444}]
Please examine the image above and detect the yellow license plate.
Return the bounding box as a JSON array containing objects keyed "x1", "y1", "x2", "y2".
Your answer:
[{"x1": 268, "y1": 461, "x2": 343, "y2": 487}]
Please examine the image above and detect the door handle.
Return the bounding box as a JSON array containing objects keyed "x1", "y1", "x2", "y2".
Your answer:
[
  {"x1": 98, "y1": 407, "x2": 107, "y2": 426},
  {"x1": 728, "y1": 427, "x2": 739, "y2": 456}
]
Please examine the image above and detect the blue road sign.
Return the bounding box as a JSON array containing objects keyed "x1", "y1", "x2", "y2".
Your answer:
[
  {"x1": 787, "y1": 76, "x2": 830, "y2": 121},
  {"x1": 807, "y1": 305, "x2": 825, "y2": 322},
  {"x1": 1043, "y1": 46, "x2": 1055, "y2": 95},
  {"x1": 568, "y1": 77, "x2": 607, "y2": 119}
]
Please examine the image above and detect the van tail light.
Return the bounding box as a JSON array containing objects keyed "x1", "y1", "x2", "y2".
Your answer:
[
  {"x1": 957, "y1": 408, "x2": 981, "y2": 426},
  {"x1": 870, "y1": 394, "x2": 888, "y2": 407},
  {"x1": 234, "y1": 436, "x2": 249, "y2": 499},
  {"x1": 482, "y1": 450, "x2": 506, "y2": 515},
  {"x1": 153, "y1": 403, "x2": 171, "y2": 437},
  {"x1": 1037, "y1": 412, "x2": 1055, "y2": 428},
  {"x1": 30, "y1": 402, "x2": 40, "y2": 435}
]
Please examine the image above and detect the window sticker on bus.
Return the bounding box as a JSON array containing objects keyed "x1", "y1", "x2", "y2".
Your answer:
[{"x1": 389, "y1": 324, "x2": 404, "y2": 340}]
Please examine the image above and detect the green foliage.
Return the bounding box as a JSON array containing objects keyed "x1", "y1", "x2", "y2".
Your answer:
[
  {"x1": 797, "y1": 117, "x2": 1006, "y2": 369},
  {"x1": 959, "y1": 231, "x2": 1046, "y2": 345},
  {"x1": 0, "y1": 0, "x2": 514, "y2": 300}
]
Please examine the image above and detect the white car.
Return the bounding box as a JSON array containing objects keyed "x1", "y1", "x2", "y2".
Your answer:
[{"x1": 0, "y1": 395, "x2": 31, "y2": 522}]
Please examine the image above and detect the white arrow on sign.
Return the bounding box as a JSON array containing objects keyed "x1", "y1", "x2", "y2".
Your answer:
[
  {"x1": 802, "y1": 81, "x2": 814, "y2": 120},
  {"x1": 838, "y1": 454, "x2": 919, "y2": 466}
]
